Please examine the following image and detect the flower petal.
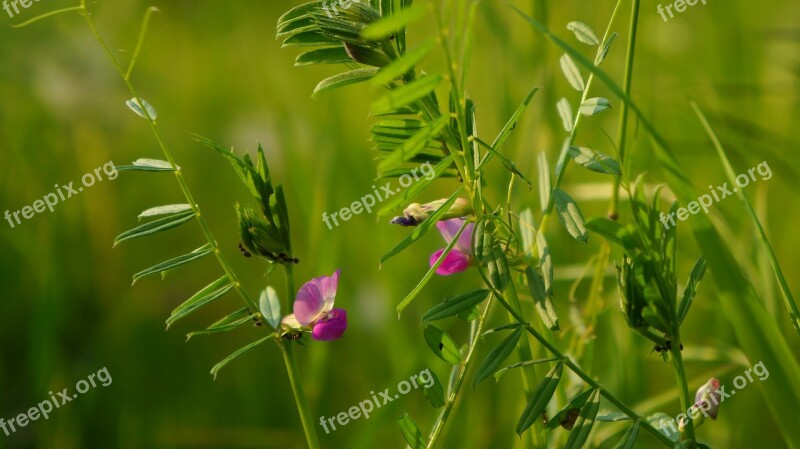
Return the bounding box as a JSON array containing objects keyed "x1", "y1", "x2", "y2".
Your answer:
[
  {"x1": 312, "y1": 308, "x2": 348, "y2": 341},
  {"x1": 436, "y1": 218, "x2": 465, "y2": 244},
  {"x1": 293, "y1": 281, "x2": 324, "y2": 326},
  {"x1": 455, "y1": 222, "x2": 475, "y2": 254},
  {"x1": 280, "y1": 313, "x2": 303, "y2": 329},
  {"x1": 429, "y1": 248, "x2": 471, "y2": 276},
  {"x1": 319, "y1": 269, "x2": 341, "y2": 314}
]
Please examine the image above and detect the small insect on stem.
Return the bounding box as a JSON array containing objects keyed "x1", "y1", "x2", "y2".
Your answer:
[{"x1": 238, "y1": 243, "x2": 252, "y2": 258}]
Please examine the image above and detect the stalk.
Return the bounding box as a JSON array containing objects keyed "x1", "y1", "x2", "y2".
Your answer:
[{"x1": 671, "y1": 334, "x2": 696, "y2": 446}]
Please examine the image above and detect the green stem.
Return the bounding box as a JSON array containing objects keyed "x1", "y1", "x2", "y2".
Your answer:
[
  {"x1": 671, "y1": 338, "x2": 696, "y2": 446},
  {"x1": 280, "y1": 341, "x2": 322, "y2": 449},
  {"x1": 611, "y1": 0, "x2": 641, "y2": 219},
  {"x1": 426, "y1": 297, "x2": 493, "y2": 449}
]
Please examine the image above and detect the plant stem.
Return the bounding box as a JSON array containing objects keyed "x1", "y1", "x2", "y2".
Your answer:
[
  {"x1": 426, "y1": 297, "x2": 493, "y2": 449},
  {"x1": 611, "y1": 0, "x2": 641, "y2": 219},
  {"x1": 80, "y1": 2, "x2": 259, "y2": 313},
  {"x1": 671, "y1": 337, "x2": 696, "y2": 446},
  {"x1": 280, "y1": 341, "x2": 322, "y2": 449}
]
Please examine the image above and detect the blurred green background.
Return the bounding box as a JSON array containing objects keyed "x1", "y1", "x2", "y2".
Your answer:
[{"x1": 1, "y1": 0, "x2": 798, "y2": 448}]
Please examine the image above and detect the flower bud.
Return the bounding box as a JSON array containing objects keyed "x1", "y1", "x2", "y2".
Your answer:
[
  {"x1": 390, "y1": 198, "x2": 473, "y2": 227},
  {"x1": 237, "y1": 203, "x2": 287, "y2": 260}
]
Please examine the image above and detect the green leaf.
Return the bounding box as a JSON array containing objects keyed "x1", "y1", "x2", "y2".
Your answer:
[
  {"x1": 114, "y1": 210, "x2": 197, "y2": 246},
  {"x1": 381, "y1": 186, "x2": 462, "y2": 265},
  {"x1": 560, "y1": 54, "x2": 585, "y2": 91},
  {"x1": 378, "y1": 154, "x2": 455, "y2": 218},
  {"x1": 552, "y1": 188, "x2": 588, "y2": 242},
  {"x1": 378, "y1": 115, "x2": 448, "y2": 172},
  {"x1": 125, "y1": 97, "x2": 157, "y2": 120},
  {"x1": 422, "y1": 370, "x2": 446, "y2": 408},
  {"x1": 115, "y1": 158, "x2": 178, "y2": 172},
  {"x1": 295, "y1": 47, "x2": 353, "y2": 66},
  {"x1": 567, "y1": 21, "x2": 600, "y2": 46},
  {"x1": 545, "y1": 388, "x2": 595, "y2": 430},
  {"x1": 313, "y1": 67, "x2": 379, "y2": 96},
  {"x1": 538, "y1": 152, "x2": 551, "y2": 214},
  {"x1": 579, "y1": 97, "x2": 611, "y2": 116},
  {"x1": 131, "y1": 244, "x2": 214, "y2": 285},
  {"x1": 472, "y1": 327, "x2": 524, "y2": 386},
  {"x1": 613, "y1": 422, "x2": 640, "y2": 449},
  {"x1": 516, "y1": 361, "x2": 563, "y2": 435},
  {"x1": 396, "y1": 412, "x2": 426, "y2": 449},
  {"x1": 526, "y1": 267, "x2": 559, "y2": 330},
  {"x1": 422, "y1": 289, "x2": 490, "y2": 322},
  {"x1": 361, "y1": 3, "x2": 426, "y2": 41},
  {"x1": 167, "y1": 276, "x2": 234, "y2": 329},
  {"x1": 494, "y1": 357, "x2": 560, "y2": 382},
  {"x1": 210, "y1": 334, "x2": 275, "y2": 379},
  {"x1": 557, "y1": 98, "x2": 574, "y2": 131},
  {"x1": 186, "y1": 308, "x2": 253, "y2": 341},
  {"x1": 372, "y1": 74, "x2": 442, "y2": 115},
  {"x1": 564, "y1": 389, "x2": 601, "y2": 449},
  {"x1": 596, "y1": 412, "x2": 631, "y2": 422},
  {"x1": 282, "y1": 30, "x2": 341, "y2": 47},
  {"x1": 567, "y1": 146, "x2": 621, "y2": 175},
  {"x1": 423, "y1": 325, "x2": 462, "y2": 365},
  {"x1": 595, "y1": 32, "x2": 619, "y2": 66},
  {"x1": 259, "y1": 286, "x2": 282, "y2": 329},
  {"x1": 585, "y1": 218, "x2": 637, "y2": 250},
  {"x1": 537, "y1": 232, "x2": 554, "y2": 297},
  {"x1": 677, "y1": 257, "x2": 707, "y2": 324},
  {"x1": 372, "y1": 38, "x2": 435, "y2": 86},
  {"x1": 488, "y1": 86, "x2": 540, "y2": 154},
  {"x1": 138, "y1": 204, "x2": 193, "y2": 220},
  {"x1": 519, "y1": 209, "x2": 536, "y2": 257}
]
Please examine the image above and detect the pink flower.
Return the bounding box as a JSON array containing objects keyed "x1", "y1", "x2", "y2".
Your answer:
[
  {"x1": 429, "y1": 218, "x2": 474, "y2": 276},
  {"x1": 694, "y1": 377, "x2": 722, "y2": 420},
  {"x1": 281, "y1": 270, "x2": 347, "y2": 341}
]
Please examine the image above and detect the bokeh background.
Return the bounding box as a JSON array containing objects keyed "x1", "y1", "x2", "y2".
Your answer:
[{"x1": 1, "y1": 0, "x2": 799, "y2": 448}]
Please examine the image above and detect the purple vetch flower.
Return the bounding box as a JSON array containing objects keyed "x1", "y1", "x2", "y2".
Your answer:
[
  {"x1": 280, "y1": 270, "x2": 347, "y2": 341},
  {"x1": 429, "y1": 218, "x2": 474, "y2": 276}
]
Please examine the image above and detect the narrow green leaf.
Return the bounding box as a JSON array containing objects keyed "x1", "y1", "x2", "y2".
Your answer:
[
  {"x1": 557, "y1": 98, "x2": 574, "y2": 131},
  {"x1": 259, "y1": 286, "x2": 282, "y2": 329},
  {"x1": 422, "y1": 370, "x2": 446, "y2": 408},
  {"x1": 489, "y1": 86, "x2": 540, "y2": 154},
  {"x1": 313, "y1": 67, "x2": 379, "y2": 96},
  {"x1": 537, "y1": 232, "x2": 554, "y2": 296},
  {"x1": 114, "y1": 210, "x2": 197, "y2": 246},
  {"x1": 585, "y1": 217, "x2": 637, "y2": 250},
  {"x1": 126, "y1": 97, "x2": 157, "y2": 120},
  {"x1": 115, "y1": 158, "x2": 178, "y2": 172},
  {"x1": 378, "y1": 154, "x2": 455, "y2": 218},
  {"x1": 595, "y1": 32, "x2": 619, "y2": 66},
  {"x1": 538, "y1": 152, "x2": 551, "y2": 214},
  {"x1": 552, "y1": 188, "x2": 588, "y2": 242},
  {"x1": 282, "y1": 30, "x2": 340, "y2": 47},
  {"x1": 677, "y1": 257, "x2": 707, "y2": 324},
  {"x1": 422, "y1": 289, "x2": 490, "y2": 322},
  {"x1": 381, "y1": 186, "x2": 462, "y2": 264},
  {"x1": 516, "y1": 362, "x2": 563, "y2": 435},
  {"x1": 396, "y1": 412, "x2": 426, "y2": 449},
  {"x1": 138, "y1": 204, "x2": 193, "y2": 220},
  {"x1": 560, "y1": 54, "x2": 585, "y2": 91},
  {"x1": 579, "y1": 97, "x2": 611, "y2": 116},
  {"x1": 526, "y1": 267, "x2": 559, "y2": 330},
  {"x1": 132, "y1": 244, "x2": 213, "y2": 285},
  {"x1": 613, "y1": 422, "x2": 641, "y2": 449},
  {"x1": 277, "y1": 1, "x2": 320, "y2": 29},
  {"x1": 295, "y1": 47, "x2": 353, "y2": 66},
  {"x1": 567, "y1": 21, "x2": 600, "y2": 46},
  {"x1": 545, "y1": 388, "x2": 595, "y2": 430},
  {"x1": 519, "y1": 209, "x2": 536, "y2": 257},
  {"x1": 564, "y1": 389, "x2": 601, "y2": 449},
  {"x1": 210, "y1": 334, "x2": 275, "y2": 379},
  {"x1": 423, "y1": 325, "x2": 462, "y2": 365},
  {"x1": 361, "y1": 4, "x2": 426, "y2": 41},
  {"x1": 494, "y1": 357, "x2": 560, "y2": 382},
  {"x1": 372, "y1": 74, "x2": 441, "y2": 115},
  {"x1": 372, "y1": 38, "x2": 435, "y2": 86},
  {"x1": 186, "y1": 308, "x2": 252, "y2": 341},
  {"x1": 168, "y1": 276, "x2": 234, "y2": 329},
  {"x1": 378, "y1": 115, "x2": 448, "y2": 172},
  {"x1": 473, "y1": 327, "x2": 524, "y2": 386},
  {"x1": 567, "y1": 146, "x2": 621, "y2": 175}
]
